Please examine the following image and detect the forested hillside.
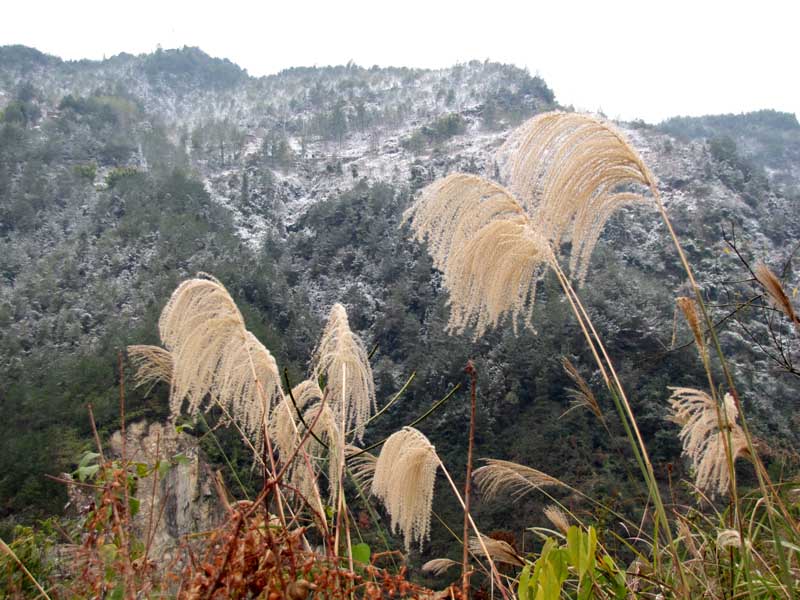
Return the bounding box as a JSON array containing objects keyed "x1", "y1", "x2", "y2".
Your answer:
[{"x1": 1, "y1": 45, "x2": 798, "y2": 571}]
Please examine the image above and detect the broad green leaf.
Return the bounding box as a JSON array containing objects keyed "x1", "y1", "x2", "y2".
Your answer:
[
  {"x1": 351, "y1": 542, "x2": 371, "y2": 565},
  {"x1": 77, "y1": 464, "x2": 100, "y2": 482},
  {"x1": 129, "y1": 497, "x2": 140, "y2": 518},
  {"x1": 78, "y1": 451, "x2": 101, "y2": 468}
]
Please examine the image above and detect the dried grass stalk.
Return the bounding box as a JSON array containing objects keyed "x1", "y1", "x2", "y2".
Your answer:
[
  {"x1": 127, "y1": 345, "x2": 173, "y2": 389},
  {"x1": 498, "y1": 112, "x2": 657, "y2": 284},
  {"x1": 668, "y1": 387, "x2": 749, "y2": 497},
  {"x1": 473, "y1": 458, "x2": 565, "y2": 502},
  {"x1": 468, "y1": 535, "x2": 524, "y2": 567},
  {"x1": 312, "y1": 304, "x2": 375, "y2": 441},
  {"x1": 405, "y1": 173, "x2": 555, "y2": 337},
  {"x1": 371, "y1": 427, "x2": 439, "y2": 551}
]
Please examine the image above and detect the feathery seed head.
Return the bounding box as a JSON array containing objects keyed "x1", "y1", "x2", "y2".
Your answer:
[
  {"x1": 156, "y1": 274, "x2": 282, "y2": 460},
  {"x1": 311, "y1": 303, "x2": 376, "y2": 441},
  {"x1": 676, "y1": 296, "x2": 706, "y2": 358},
  {"x1": 127, "y1": 345, "x2": 173, "y2": 391},
  {"x1": 271, "y1": 380, "x2": 323, "y2": 463},
  {"x1": 405, "y1": 174, "x2": 555, "y2": 338},
  {"x1": 499, "y1": 112, "x2": 657, "y2": 284},
  {"x1": 421, "y1": 558, "x2": 459, "y2": 576},
  {"x1": 473, "y1": 458, "x2": 565, "y2": 502},
  {"x1": 667, "y1": 387, "x2": 748, "y2": 497},
  {"x1": 371, "y1": 427, "x2": 439, "y2": 551},
  {"x1": 543, "y1": 505, "x2": 570, "y2": 535},
  {"x1": 469, "y1": 535, "x2": 524, "y2": 567},
  {"x1": 754, "y1": 262, "x2": 800, "y2": 330}
]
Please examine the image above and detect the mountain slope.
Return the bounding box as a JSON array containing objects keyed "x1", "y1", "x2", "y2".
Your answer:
[{"x1": 0, "y1": 47, "x2": 797, "y2": 552}]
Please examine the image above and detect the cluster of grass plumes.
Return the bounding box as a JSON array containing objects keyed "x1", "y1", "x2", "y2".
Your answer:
[
  {"x1": 9, "y1": 110, "x2": 799, "y2": 599},
  {"x1": 404, "y1": 111, "x2": 800, "y2": 599}
]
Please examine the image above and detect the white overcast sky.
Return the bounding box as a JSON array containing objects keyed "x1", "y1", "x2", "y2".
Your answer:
[{"x1": 2, "y1": 0, "x2": 797, "y2": 123}]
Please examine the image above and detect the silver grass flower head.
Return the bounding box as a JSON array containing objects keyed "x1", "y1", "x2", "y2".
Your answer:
[
  {"x1": 754, "y1": 262, "x2": 800, "y2": 330},
  {"x1": 345, "y1": 445, "x2": 378, "y2": 489},
  {"x1": 421, "y1": 558, "x2": 459, "y2": 576},
  {"x1": 271, "y1": 380, "x2": 323, "y2": 464},
  {"x1": 127, "y1": 345, "x2": 173, "y2": 390},
  {"x1": 668, "y1": 387, "x2": 749, "y2": 497},
  {"x1": 156, "y1": 274, "x2": 282, "y2": 457},
  {"x1": 543, "y1": 505, "x2": 570, "y2": 535},
  {"x1": 303, "y1": 400, "x2": 344, "y2": 503},
  {"x1": 404, "y1": 173, "x2": 555, "y2": 338},
  {"x1": 469, "y1": 534, "x2": 524, "y2": 567},
  {"x1": 311, "y1": 303, "x2": 376, "y2": 441},
  {"x1": 371, "y1": 427, "x2": 439, "y2": 551},
  {"x1": 473, "y1": 458, "x2": 565, "y2": 502},
  {"x1": 498, "y1": 111, "x2": 658, "y2": 284}
]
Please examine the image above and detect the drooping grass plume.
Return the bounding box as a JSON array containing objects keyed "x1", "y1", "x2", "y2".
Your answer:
[
  {"x1": 311, "y1": 303, "x2": 375, "y2": 441},
  {"x1": 543, "y1": 505, "x2": 570, "y2": 535},
  {"x1": 676, "y1": 296, "x2": 710, "y2": 366},
  {"x1": 156, "y1": 274, "x2": 282, "y2": 454},
  {"x1": 473, "y1": 458, "x2": 565, "y2": 502},
  {"x1": 667, "y1": 387, "x2": 749, "y2": 497},
  {"x1": 754, "y1": 262, "x2": 800, "y2": 331},
  {"x1": 302, "y1": 400, "x2": 343, "y2": 502},
  {"x1": 716, "y1": 529, "x2": 744, "y2": 551},
  {"x1": 468, "y1": 535, "x2": 525, "y2": 567},
  {"x1": 345, "y1": 444, "x2": 377, "y2": 489},
  {"x1": 404, "y1": 173, "x2": 556, "y2": 337},
  {"x1": 371, "y1": 427, "x2": 439, "y2": 551},
  {"x1": 271, "y1": 380, "x2": 323, "y2": 463},
  {"x1": 561, "y1": 357, "x2": 601, "y2": 419},
  {"x1": 498, "y1": 111, "x2": 657, "y2": 284},
  {"x1": 421, "y1": 558, "x2": 459, "y2": 576},
  {"x1": 127, "y1": 344, "x2": 173, "y2": 390}
]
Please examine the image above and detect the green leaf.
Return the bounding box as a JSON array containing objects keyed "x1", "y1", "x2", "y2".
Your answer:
[
  {"x1": 78, "y1": 451, "x2": 101, "y2": 468},
  {"x1": 157, "y1": 459, "x2": 170, "y2": 478},
  {"x1": 77, "y1": 464, "x2": 100, "y2": 482},
  {"x1": 135, "y1": 462, "x2": 150, "y2": 478},
  {"x1": 172, "y1": 452, "x2": 191, "y2": 466},
  {"x1": 129, "y1": 497, "x2": 140, "y2": 518},
  {"x1": 351, "y1": 542, "x2": 371, "y2": 565},
  {"x1": 518, "y1": 564, "x2": 532, "y2": 600}
]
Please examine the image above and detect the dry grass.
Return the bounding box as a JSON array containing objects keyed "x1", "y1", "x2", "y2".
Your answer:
[{"x1": 754, "y1": 262, "x2": 800, "y2": 331}]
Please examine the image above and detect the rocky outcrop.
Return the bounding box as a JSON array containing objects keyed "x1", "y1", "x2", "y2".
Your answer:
[{"x1": 107, "y1": 420, "x2": 224, "y2": 562}]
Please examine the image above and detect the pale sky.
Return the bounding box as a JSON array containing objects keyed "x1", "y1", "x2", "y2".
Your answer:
[{"x1": 2, "y1": 0, "x2": 797, "y2": 123}]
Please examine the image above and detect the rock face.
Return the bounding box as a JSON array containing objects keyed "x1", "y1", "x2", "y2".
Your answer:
[{"x1": 108, "y1": 421, "x2": 224, "y2": 560}]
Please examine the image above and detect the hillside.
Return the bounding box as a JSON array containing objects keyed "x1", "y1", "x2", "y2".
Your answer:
[{"x1": 0, "y1": 44, "x2": 798, "y2": 566}]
